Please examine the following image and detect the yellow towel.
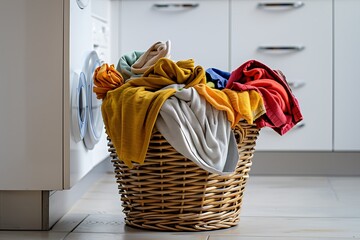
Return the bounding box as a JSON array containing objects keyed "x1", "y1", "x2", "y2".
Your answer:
[
  {"x1": 222, "y1": 88, "x2": 266, "y2": 125},
  {"x1": 102, "y1": 58, "x2": 205, "y2": 168},
  {"x1": 194, "y1": 84, "x2": 265, "y2": 128}
]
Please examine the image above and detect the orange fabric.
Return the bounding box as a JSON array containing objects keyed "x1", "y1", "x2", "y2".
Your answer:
[
  {"x1": 194, "y1": 84, "x2": 265, "y2": 128},
  {"x1": 194, "y1": 84, "x2": 237, "y2": 126},
  {"x1": 93, "y1": 64, "x2": 124, "y2": 100}
]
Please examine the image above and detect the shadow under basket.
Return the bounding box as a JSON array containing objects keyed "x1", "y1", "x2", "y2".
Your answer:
[{"x1": 107, "y1": 121, "x2": 259, "y2": 231}]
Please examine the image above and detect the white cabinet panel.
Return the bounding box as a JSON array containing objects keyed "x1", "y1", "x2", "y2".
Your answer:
[
  {"x1": 231, "y1": 0, "x2": 332, "y2": 151},
  {"x1": 0, "y1": 0, "x2": 110, "y2": 190},
  {"x1": 119, "y1": 0, "x2": 229, "y2": 71},
  {"x1": 334, "y1": 0, "x2": 360, "y2": 151},
  {"x1": 0, "y1": 0, "x2": 64, "y2": 190}
]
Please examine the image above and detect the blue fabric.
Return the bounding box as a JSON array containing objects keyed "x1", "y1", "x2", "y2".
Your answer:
[{"x1": 206, "y1": 68, "x2": 230, "y2": 90}]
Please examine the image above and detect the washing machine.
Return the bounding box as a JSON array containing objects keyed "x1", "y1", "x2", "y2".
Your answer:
[{"x1": 70, "y1": 0, "x2": 109, "y2": 187}]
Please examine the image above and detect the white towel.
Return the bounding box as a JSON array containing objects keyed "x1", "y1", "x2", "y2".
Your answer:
[
  {"x1": 131, "y1": 40, "x2": 171, "y2": 75},
  {"x1": 155, "y1": 86, "x2": 239, "y2": 175}
]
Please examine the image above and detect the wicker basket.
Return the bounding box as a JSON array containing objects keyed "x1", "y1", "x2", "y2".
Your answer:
[{"x1": 107, "y1": 121, "x2": 259, "y2": 231}]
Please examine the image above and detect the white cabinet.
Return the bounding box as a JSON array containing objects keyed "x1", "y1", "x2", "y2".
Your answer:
[
  {"x1": 118, "y1": 0, "x2": 335, "y2": 151},
  {"x1": 0, "y1": 0, "x2": 64, "y2": 190},
  {"x1": 334, "y1": 0, "x2": 360, "y2": 151},
  {"x1": 114, "y1": 0, "x2": 358, "y2": 153},
  {"x1": 0, "y1": 0, "x2": 111, "y2": 230},
  {"x1": 119, "y1": 0, "x2": 229, "y2": 71},
  {"x1": 230, "y1": 0, "x2": 333, "y2": 151},
  {"x1": 0, "y1": 0, "x2": 109, "y2": 191}
]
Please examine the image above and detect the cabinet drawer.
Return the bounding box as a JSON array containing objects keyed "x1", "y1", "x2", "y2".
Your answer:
[
  {"x1": 231, "y1": 0, "x2": 333, "y2": 151},
  {"x1": 119, "y1": 0, "x2": 229, "y2": 70}
]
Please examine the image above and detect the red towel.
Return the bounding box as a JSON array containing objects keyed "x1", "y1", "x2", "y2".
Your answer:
[{"x1": 226, "y1": 60, "x2": 303, "y2": 135}]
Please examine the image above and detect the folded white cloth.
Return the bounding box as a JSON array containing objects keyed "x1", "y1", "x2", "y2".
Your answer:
[
  {"x1": 155, "y1": 85, "x2": 239, "y2": 175},
  {"x1": 131, "y1": 40, "x2": 171, "y2": 75}
]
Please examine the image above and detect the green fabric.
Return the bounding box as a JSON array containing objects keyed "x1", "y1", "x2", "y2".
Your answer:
[{"x1": 116, "y1": 51, "x2": 144, "y2": 81}]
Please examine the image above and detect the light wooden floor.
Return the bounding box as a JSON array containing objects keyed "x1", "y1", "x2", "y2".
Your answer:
[{"x1": 1, "y1": 173, "x2": 359, "y2": 239}]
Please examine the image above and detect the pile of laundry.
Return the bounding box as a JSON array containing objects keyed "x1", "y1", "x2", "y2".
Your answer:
[{"x1": 93, "y1": 40, "x2": 303, "y2": 175}]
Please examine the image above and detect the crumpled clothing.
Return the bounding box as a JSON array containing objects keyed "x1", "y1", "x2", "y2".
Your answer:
[
  {"x1": 128, "y1": 58, "x2": 205, "y2": 90},
  {"x1": 205, "y1": 68, "x2": 230, "y2": 90},
  {"x1": 93, "y1": 63, "x2": 124, "y2": 100},
  {"x1": 226, "y1": 59, "x2": 303, "y2": 135},
  {"x1": 116, "y1": 51, "x2": 144, "y2": 81},
  {"x1": 131, "y1": 40, "x2": 171, "y2": 75},
  {"x1": 101, "y1": 58, "x2": 206, "y2": 168},
  {"x1": 194, "y1": 84, "x2": 265, "y2": 128},
  {"x1": 156, "y1": 86, "x2": 239, "y2": 175}
]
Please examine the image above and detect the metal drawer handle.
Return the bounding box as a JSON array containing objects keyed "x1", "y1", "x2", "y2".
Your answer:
[
  {"x1": 288, "y1": 81, "x2": 306, "y2": 89},
  {"x1": 154, "y1": 3, "x2": 199, "y2": 9},
  {"x1": 293, "y1": 122, "x2": 305, "y2": 130},
  {"x1": 258, "y1": 2, "x2": 304, "y2": 8},
  {"x1": 258, "y1": 46, "x2": 305, "y2": 51}
]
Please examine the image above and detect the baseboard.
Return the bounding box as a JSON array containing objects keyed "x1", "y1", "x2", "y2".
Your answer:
[
  {"x1": 0, "y1": 159, "x2": 112, "y2": 230},
  {"x1": 2, "y1": 152, "x2": 358, "y2": 230},
  {"x1": 48, "y1": 158, "x2": 113, "y2": 229},
  {"x1": 250, "y1": 151, "x2": 360, "y2": 176},
  {"x1": 0, "y1": 191, "x2": 43, "y2": 230}
]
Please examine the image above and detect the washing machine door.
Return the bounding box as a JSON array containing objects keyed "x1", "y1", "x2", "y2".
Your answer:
[
  {"x1": 83, "y1": 51, "x2": 103, "y2": 150},
  {"x1": 71, "y1": 71, "x2": 88, "y2": 142}
]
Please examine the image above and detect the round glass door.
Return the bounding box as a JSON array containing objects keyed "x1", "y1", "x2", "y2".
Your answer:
[
  {"x1": 71, "y1": 72, "x2": 88, "y2": 142},
  {"x1": 83, "y1": 51, "x2": 103, "y2": 150}
]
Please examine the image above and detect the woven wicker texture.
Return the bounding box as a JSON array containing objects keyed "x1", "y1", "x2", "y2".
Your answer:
[{"x1": 107, "y1": 121, "x2": 259, "y2": 231}]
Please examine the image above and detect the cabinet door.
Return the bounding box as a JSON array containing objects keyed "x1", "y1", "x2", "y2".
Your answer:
[
  {"x1": 0, "y1": 0, "x2": 64, "y2": 189},
  {"x1": 119, "y1": 0, "x2": 229, "y2": 71},
  {"x1": 231, "y1": 0, "x2": 332, "y2": 151},
  {"x1": 334, "y1": 0, "x2": 360, "y2": 151}
]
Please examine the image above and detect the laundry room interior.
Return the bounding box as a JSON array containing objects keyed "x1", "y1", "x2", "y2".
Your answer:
[{"x1": 0, "y1": 0, "x2": 359, "y2": 239}]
